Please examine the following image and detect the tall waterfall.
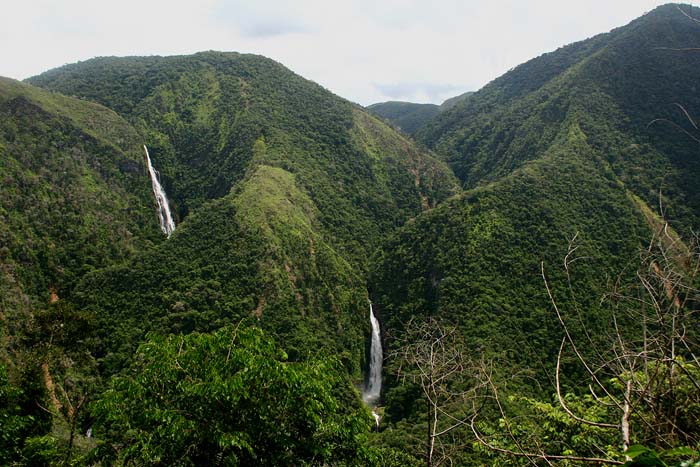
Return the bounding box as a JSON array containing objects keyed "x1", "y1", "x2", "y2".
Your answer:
[
  {"x1": 143, "y1": 145, "x2": 176, "y2": 237},
  {"x1": 363, "y1": 303, "x2": 382, "y2": 406}
]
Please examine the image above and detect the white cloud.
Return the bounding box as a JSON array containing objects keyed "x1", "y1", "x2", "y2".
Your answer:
[{"x1": 0, "y1": 0, "x2": 686, "y2": 105}]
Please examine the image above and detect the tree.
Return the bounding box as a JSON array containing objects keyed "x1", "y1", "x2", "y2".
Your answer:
[
  {"x1": 391, "y1": 317, "x2": 478, "y2": 467},
  {"x1": 0, "y1": 363, "x2": 34, "y2": 465},
  {"x1": 92, "y1": 323, "x2": 374, "y2": 466}
]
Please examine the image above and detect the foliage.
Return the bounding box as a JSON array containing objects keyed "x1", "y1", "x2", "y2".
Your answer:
[
  {"x1": 0, "y1": 363, "x2": 34, "y2": 464},
  {"x1": 2, "y1": 4, "x2": 700, "y2": 466},
  {"x1": 389, "y1": 317, "x2": 476, "y2": 467},
  {"x1": 465, "y1": 230, "x2": 700, "y2": 466},
  {"x1": 4, "y1": 301, "x2": 103, "y2": 465},
  {"x1": 92, "y1": 324, "x2": 374, "y2": 466},
  {"x1": 372, "y1": 5, "x2": 700, "y2": 461},
  {"x1": 418, "y1": 4, "x2": 700, "y2": 234},
  {"x1": 72, "y1": 165, "x2": 370, "y2": 376},
  {"x1": 372, "y1": 128, "x2": 650, "y2": 383},
  {"x1": 0, "y1": 77, "x2": 161, "y2": 358}
]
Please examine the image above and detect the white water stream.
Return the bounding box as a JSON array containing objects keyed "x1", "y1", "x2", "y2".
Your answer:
[
  {"x1": 144, "y1": 145, "x2": 176, "y2": 237},
  {"x1": 363, "y1": 303, "x2": 383, "y2": 426}
]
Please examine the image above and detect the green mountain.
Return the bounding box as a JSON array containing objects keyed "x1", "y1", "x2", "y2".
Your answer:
[
  {"x1": 366, "y1": 101, "x2": 440, "y2": 135},
  {"x1": 370, "y1": 1, "x2": 700, "y2": 450},
  {"x1": 419, "y1": 5, "x2": 700, "y2": 230},
  {"x1": 2, "y1": 52, "x2": 458, "y2": 464},
  {"x1": 367, "y1": 92, "x2": 473, "y2": 136},
  {"x1": 26, "y1": 52, "x2": 459, "y2": 373}
]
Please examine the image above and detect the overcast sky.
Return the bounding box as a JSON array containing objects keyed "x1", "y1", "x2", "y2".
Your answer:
[{"x1": 0, "y1": 0, "x2": 691, "y2": 105}]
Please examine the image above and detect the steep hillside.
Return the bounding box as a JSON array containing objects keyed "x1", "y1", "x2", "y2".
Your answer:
[
  {"x1": 0, "y1": 78, "x2": 170, "y2": 463},
  {"x1": 29, "y1": 53, "x2": 459, "y2": 270},
  {"x1": 370, "y1": 3, "x2": 700, "y2": 451},
  {"x1": 27, "y1": 53, "x2": 459, "y2": 374},
  {"x1": 419, "y1": 4, "x2": 700, "y2": 232},
  {"x1": 77, "y1": 164, "x2": 368, "y2": 374},
  {"x1": 373, "y1": 122, "x2": 650, "y2": 369},
  {"x1": 0, "y1": 77, "x2": 161, "y2": 355}
]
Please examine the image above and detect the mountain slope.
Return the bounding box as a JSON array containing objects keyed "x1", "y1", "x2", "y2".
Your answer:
[
  {"x1": 27, "y1": 53, "x2": 459, "y2": 373},
  {"x1": 439, "y1": 91, "x2": 474, "y2": 111},
  {"x1": 76, "y1": 164, "x2": 369, "y2": 372},
  {"x1": 371, "y1": 2, "x2": 700, "y2": 435},
  {"x1": 0, "y1": 77, "x2": 162, "y2": 355},
  {"x1": 29, "y1": 52, "x2": 459, "y2": 270},
  {"x1": 419, "y1": 4, "x2": 700, "y2": 232}
]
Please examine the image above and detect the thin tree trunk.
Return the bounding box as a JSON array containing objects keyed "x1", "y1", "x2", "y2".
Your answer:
[
  {"x1": 427, "y1": 393, "x2": 432, "y2": 467},
  {"x1": 430, "y1": 387, "x2": 438, "y2": 467},
  {"x1": 622, "y1": 379, "x2": 632, "y2": 459}
]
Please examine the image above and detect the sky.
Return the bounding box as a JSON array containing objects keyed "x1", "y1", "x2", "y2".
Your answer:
[{"x1": 0, "y1": 0, "x2": 690, "y2": 105}]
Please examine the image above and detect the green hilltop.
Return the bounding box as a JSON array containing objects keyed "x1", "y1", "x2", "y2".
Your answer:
[
  {"x1": 366, "y1": 101, "x2": 441, "y2": 136},
  {"x1": 367, "y1": 91, "x2": 473, "y2": 136}
]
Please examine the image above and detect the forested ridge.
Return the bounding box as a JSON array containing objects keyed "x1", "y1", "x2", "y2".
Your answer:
[
  {"x1": 367, "y1": 102, "x2": 441, "y2": 136},
  {"x1": 1, "y1": 3, "x2": 699, "y2": 466},
  {"x1": 370, "y1": 4, "x2": 700, "y2": 465},
  {"x1": 367, "y1": 92, "x2": 473, "y2": 136}
]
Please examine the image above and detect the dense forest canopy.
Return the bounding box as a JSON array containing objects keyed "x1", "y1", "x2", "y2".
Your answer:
[{"x1": 1, "y1": 3, "x2": 699, "y2": 466}]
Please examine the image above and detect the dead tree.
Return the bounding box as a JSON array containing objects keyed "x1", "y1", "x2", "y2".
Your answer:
[{"x1": 392, "y1": 317, "x2": 479, "y2": 467}]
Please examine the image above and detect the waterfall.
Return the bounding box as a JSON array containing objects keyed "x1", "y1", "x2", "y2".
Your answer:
[
  {"x1": 143, "y1": 145, "x2": 176, "y2": 237},
  {"x1": 363, "y1": 303, "x2": 383, "y2": 406}
]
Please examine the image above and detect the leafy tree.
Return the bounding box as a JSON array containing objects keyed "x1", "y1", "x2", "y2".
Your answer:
[
  {"x1": 92, "y1": 324, "x2": 374, "y2": 466},
  {"x1": 0, "y1": 363, "x2": 32, "y2": 464},
  {"x1": 0, "y1": 361, "x2": 59, "y2": 466}
]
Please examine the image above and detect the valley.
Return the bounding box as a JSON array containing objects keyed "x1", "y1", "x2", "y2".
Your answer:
[{"x1": 1, "y1": 4, "x2": 699, "y2": 466}]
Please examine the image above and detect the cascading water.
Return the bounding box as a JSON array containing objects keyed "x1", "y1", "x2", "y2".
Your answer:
[
  {"x1": 143, "y1": 145, "x2": 176, "y2": 237},
  {"x1": 363, "y1": 303, "x2": 383, "y2": 426},
  {"x1": 363, "y1": 303, "x2": 383, "y2": 403}
]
